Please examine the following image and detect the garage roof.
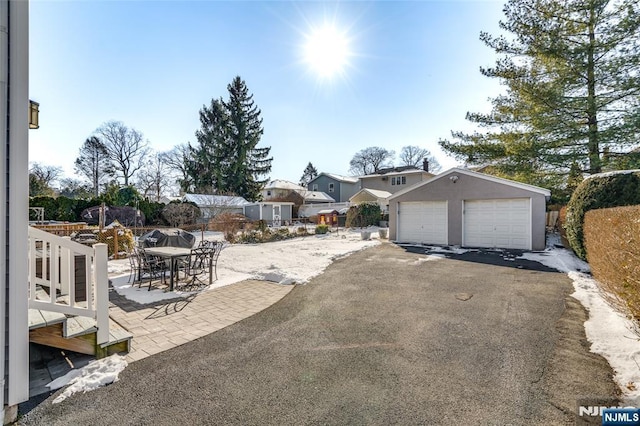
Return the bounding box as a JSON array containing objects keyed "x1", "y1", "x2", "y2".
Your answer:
[{"x1": 388, "y1": 168, "x2": 551, "y2": 200}]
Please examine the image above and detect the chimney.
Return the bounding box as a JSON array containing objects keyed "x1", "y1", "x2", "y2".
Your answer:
[{"x1": 423, "y1": 158, "x2": 429, "y2": 172}]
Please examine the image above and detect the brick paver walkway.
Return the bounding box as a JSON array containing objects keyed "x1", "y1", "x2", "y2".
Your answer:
[{"x1": 108, "y1": 280, "x2": 294, "y2": 363}]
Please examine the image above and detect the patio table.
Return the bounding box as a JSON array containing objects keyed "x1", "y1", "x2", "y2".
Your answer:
[{"x1": 143, "y1": 247, "x2": 192, "y2": 291}]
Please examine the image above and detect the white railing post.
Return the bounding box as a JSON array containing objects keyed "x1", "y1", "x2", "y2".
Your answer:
[{"x1": 93, "y1": 243, "x2": 109, "y2": 345}]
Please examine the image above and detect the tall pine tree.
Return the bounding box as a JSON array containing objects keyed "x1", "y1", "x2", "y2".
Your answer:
[
  {"x1": 190, "y1": 98, "x2": 227, "y2": 194},
  {"x1": 299, "y1": 162, "x2": 318, "y2": 187},
  {"x1": 222, "y1": 76, "x2": 272, "y2": 201},
  {"x1": 439, "y1": 0, "x2": 640, "y2": 195},
  {"x1": 189, "y1": 77, "x2": 272, "y2": 201}
]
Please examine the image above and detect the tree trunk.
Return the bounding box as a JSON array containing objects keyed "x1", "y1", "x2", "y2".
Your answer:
[{"x1": 586, "y1": 1, "x2": 600, "y2": 175}]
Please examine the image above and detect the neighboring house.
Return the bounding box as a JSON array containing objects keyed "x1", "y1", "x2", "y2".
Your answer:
[
  {"x1": 307, "y1": 173, "x2": 359, "y2": 203},
  {"x1": 262, "y1": 180, "x2": 335, "y2": 217},
  {"x1": 243, "y1": 202, "x2": 294, "y2": 226},
  {"x1": 358, "y1": 162, "x2": 434, "y2": 194},
  {"x1": 183, "y1": 194, "x2": 250, "y2": 222},
  {"x1": 388, "y1": 168, "x2": 551, "y2": 250},
  {"x1": 261, "y1": 180, "x2": 306, "y2": 200},
  {"x1": 349, "y1": 189, "x2": 392, "y2": 213}
]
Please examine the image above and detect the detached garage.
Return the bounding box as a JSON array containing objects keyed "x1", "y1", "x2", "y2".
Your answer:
[{"x1": 389, "y1": 168, "x2": 550, "y2": 250}]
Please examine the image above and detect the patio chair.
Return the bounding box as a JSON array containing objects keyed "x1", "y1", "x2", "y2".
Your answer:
[
  {"x1": 140, "y1": 251, "x2": 169, "y2": 291},
  {"x1": 176, "y1": 247, "x2": 209, "y2": 288},
  {"x1": 195, "y1": 241, "x2": 222, "y2": 280},
  {"x1": 127, "y1": 248, "x2": 144, "y2": 285}
]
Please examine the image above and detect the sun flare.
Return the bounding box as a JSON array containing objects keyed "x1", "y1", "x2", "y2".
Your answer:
[{"x1": 303, "y1": 24, "x2": 351, "y2": 79}]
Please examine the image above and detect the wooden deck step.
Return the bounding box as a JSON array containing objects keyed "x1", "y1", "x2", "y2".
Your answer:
[
  {"x1": 29, "y1": 312, "x2": 132, "y2": 357},
  {"x1": 28, "y1": 308, "x2": 66, "y2": 330},
  {"x1": 63, "y1": 316, "x2": 97, "y2": 339}
]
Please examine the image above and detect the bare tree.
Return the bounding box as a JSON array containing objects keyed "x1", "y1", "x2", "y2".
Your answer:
[
  {"x1": 136, "y1": 152, "x2": 173, "y2": 202},
  {"x1": 159, "y1": 144, "x2": 193, "y2": 193},
  {"x1": 94, "y1": 121, "x2": 149, "y2": 186},
  {"x1": 348, "y1": 147, "x2": 395, "y2": 175},
  {"x1": 399, "y1": 145, "x2": 442, "y2": 173},
  {"x1": 29, "y1": 162, "x2": 62, "y2": 196},
  {"x1": 74, "y1": 136, "x2": 115, "y2": 197}
]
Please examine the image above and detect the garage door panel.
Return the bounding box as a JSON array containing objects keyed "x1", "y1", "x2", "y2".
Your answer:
[
  {"x1": 397, "y1": 201, "x2": 447, "y2": 245},
  {"x1": 463, "y1": 198, "x2": 531, "y2": 250}
]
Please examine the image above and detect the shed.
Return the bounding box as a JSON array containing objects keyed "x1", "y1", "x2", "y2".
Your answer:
[
  {"x1": 243, "y1": 202, "x2": 294, "y2": 226},
  {"x1": 317, "y1": 209, "x2": 339, "y2": 226},
  {"x1": 388, "y1": 168, "x2": 550, "y2": 250}
]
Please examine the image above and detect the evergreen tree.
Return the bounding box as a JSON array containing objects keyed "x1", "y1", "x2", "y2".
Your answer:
[
  {"x1": 222, "y1": 76, "x2": 271, "y2": 201},
  {"x1": 190, "y1": 98, "x2": 227, "y2": 193},
  {"x1": 439, "y1": 0, "x2": 640, "y2": 191},
  {"x1": 299, "y1": 162, "x2": 318, "y2": 187}
]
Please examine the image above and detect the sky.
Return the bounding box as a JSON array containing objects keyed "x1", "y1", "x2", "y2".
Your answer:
[{"x1": 29, "y1": 0, "x2": 506, "y2": 190}]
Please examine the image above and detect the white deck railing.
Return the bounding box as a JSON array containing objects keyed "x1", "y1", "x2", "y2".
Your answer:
[{"x1": 28, "y1": 226, "x2": 109, "y2": 345}]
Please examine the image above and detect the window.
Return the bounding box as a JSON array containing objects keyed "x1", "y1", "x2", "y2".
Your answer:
[
  {"x1": 267, "y1": 190, "x2": 272, "y2": 196},
  {"x1": 312, "y1": 184, "x2": 318, "y2": 191},
  {"x1": 391, "y1": 177, "x2": 396, "y2": 185},
  {"x1": 401, "y1": 176, "x2": 406, "y2": 185},
  {"x1": 328, "y1": 183, "x2": 335, "y2": 192}
]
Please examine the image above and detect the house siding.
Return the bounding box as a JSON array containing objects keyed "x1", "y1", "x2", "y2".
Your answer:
[
  {"x1": 308, "y1": 175, "x2": 359, "y2": 203},
  {"x1": 244, "y1": 205, "x2": 261, "y2": 221},
  {"x1": 389, "y1": 172, "x2": 548, "y2": 250},
  {"x1": 360, "y1": 172, "x2": 432, "y2": 194}
]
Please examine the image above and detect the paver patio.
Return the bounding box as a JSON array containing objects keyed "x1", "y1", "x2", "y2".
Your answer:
[{"x1": 108, "y1": 279, "x2": 294, "y2": 363}]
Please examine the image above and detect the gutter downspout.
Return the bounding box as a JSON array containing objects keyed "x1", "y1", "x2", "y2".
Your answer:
[{"x1": 0, "y1": 0, "x2": 9, "y2": 421}]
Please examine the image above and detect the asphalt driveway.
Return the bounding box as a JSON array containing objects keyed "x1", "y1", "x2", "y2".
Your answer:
[{"x1": 19, "y1": 243, "x2": 618, "y2": 425}]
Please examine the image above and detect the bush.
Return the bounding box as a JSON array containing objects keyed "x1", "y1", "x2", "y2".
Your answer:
[
  {"x1": 584, "y1": 206, "x2": 640, "y2": 323},
  {"x1": 209, "y1": 213, "x2": 248, "y2": 243},
  {"x1": 565, "y1": 171, "x2": 640, "y2": 260},
  {"x1": 96, "y1": 225, "x2": 135, "y2": 258},
  {"x1": 345, "y1": 203, "x2": 382, "y2": 228},
  {"x1": 315, "y1": 224, "x2": 329, "y2": 235},
  {"x1": 162, "y1": 202, "x2": 201, "y2": 227},
  {"x1": 236, "y1": 227, "x2": 295, "y2": 244}
]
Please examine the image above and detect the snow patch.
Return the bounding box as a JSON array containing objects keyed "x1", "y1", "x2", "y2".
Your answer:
[
  {"x1": 48, "y1": 355, "x2": 128, "y2": 404},
  {"x1": 518, "y1": 236, "x2": 640, "y2": 404}
]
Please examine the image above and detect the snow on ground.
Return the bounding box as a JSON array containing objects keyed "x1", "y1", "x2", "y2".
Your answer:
[
  {"x1": 109, "y1": 228, "x2": 381, "y2": 305},
  {"x1": 47, "y1": 355, "x2": 128, "y2": 404},
  {"x1": 519, "y1": 234, "x2": 640, "y2": 405}
]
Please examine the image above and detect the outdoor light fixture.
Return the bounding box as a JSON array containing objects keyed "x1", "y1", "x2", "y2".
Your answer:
[
  {"x1": 449, "y1": 175, "x2": 459, "y2": 183},
  {"x1": 29, "y1": 100, "x2": 40, "y2": 129}
]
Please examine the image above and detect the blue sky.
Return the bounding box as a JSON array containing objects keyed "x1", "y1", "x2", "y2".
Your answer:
[{"x1": 29, "y1": 0, "x2": 505, "y2": 189}]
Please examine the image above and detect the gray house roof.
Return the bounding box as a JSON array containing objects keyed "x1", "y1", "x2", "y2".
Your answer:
[
  {"x1": 312, "y1": 172, "x2": 359, "y2": 184},
  {"x1": 388, "y1": 168, "x2": 551, "y2": 200}
]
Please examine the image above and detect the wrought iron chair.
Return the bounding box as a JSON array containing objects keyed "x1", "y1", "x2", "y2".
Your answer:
[
  {"x1": 140, "y1": 250, "x2": 169, "y2": 291},
  {"x1": 176, "y1": 247, "x2": 209, "y2": 288}
]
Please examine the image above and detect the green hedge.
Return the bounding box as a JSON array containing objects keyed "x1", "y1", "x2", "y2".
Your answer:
[
  {"x1": 565, "y1": 171, "x2": 640, "y2": 260},
  {"x1": 345, "y1": 203, "x2": 382, "y2": 228}
]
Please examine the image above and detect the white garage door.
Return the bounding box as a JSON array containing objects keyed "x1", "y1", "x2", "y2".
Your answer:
[
  {"x1": 397, "y1": 201, "x2": 447, "y2": 244},
  {"x1": 463, "y1": 198, "x2": 531, "y2": 250}
]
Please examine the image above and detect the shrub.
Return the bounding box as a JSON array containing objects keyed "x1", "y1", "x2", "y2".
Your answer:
[
  {"x1": 315, "y1": 224, "x2": 329, "y2": 235},
  {"x1": 209, "y1": 213, "x2": 248, "y2": 243},
  {"x1": 236, "y1": 227, "x2": 295, "y2": 243},
  {"x1": 161, "y1": 202, "x2": 201, "y2": 227},
  {"x1": 584, "y1": 206, "x2": 640, "y2": 324},
  {"x1": 345, "y1": 203, "x2": 382, "y2": 228},
  {"x1": 565, "y1": 171, "x2": 640, "y2": 260},
  {"x1": 96, "y1": 225, "x2": 135, "y2": 258}
]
